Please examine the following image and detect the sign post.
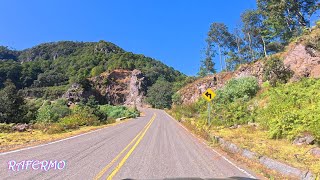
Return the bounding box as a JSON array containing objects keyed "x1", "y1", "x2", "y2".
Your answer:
[{"x1": 202, "y1": 88, "x2": 216, "y2": 125}]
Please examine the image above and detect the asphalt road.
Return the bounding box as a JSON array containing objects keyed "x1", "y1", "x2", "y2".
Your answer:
[{"x1": 0, "y1": 109, "x2": 257, "y2": 180}]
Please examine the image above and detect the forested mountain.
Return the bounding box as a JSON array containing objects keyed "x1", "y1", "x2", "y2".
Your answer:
[{"x1": 0, "y1": 41, "x2": 185, "y2": 89}]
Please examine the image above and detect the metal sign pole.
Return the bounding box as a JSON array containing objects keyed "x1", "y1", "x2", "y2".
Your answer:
[
  {"x1": 208, "y1": 102, "x2": 211, "y2": 125},
  {"x1": 202, "y1": 88, "x2": 215, "y2": 126}
]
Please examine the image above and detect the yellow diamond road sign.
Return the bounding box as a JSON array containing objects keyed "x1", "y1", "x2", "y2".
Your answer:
[{"x1": 202, "y1": 88, "x2": 216, "y2": 102}]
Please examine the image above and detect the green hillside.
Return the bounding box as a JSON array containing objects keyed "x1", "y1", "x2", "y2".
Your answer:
[{"x1": 0, "y1": 41, "x2": 185, "y2": 89}]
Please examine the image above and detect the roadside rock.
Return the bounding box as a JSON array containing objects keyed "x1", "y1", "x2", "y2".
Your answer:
[
  {"x1": 12, "y1": 123, "x2": 29, "y2": 132},
  {"x1": 293, "y1": 135, "x2": 315, "y2": 145},
  {"x1": 210, "y1": 134, "x2": 316, "y2": 179},
  {"x1": 310, "y1": 148, "x2": 320, "y2": 157},
  {"x1": 242, "y1": 149, "x2": 259, "y2": 160}
]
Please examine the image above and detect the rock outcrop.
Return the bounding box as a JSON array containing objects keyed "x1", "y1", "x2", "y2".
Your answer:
[
  {"x1": 63, "y1": 69, "x2": 147, "y2": 107},
  {"x1": 125, "y1": 69, "x2": 147, "y2": 107},
  {"x1": 284, "y1": 44, "x2": 320, "y2": 80},
  {"x1": 178, "y1": 43, "x2": 320, "y2": 105},
  {"x1": 63, "y1": 83, "x2": 87, "y2": 106}
]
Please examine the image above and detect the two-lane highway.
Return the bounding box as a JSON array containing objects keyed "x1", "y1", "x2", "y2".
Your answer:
[{"x1": 0, "y1": 109, "x2": 257, "y2": 180}]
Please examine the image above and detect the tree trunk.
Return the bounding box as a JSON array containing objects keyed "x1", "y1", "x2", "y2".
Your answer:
[
  {"x1": 218, "y1": 45, "x2": 223, "y2": 71},
  {"x1": 297, "y1": 10, "x2": 308, "y2": 28},
  {"x1": 261, "y1": 36, "x2": 267, "y2": 58},
  {"x1": 248, "y1": 33, "x2": 255, "y2": 62}
]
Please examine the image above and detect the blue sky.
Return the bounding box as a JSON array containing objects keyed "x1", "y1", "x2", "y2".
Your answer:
[{"x1": 0, "y1": 0, "x2": 259, "y2": 75}]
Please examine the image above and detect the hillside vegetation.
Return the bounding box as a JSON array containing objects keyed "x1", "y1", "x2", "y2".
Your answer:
[
  {"x1": 0, "y1": 41, "x2": 187, "y2": 136},
  {"x1": 171, "y1": 27, "x2": 320, "y2": 178},
  {"x1": 0, "y1": 41, "x2": 185, "y2": 89}
]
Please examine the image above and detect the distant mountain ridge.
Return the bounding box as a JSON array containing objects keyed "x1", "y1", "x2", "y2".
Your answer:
[{"x1": 0, "y1": 40, "x2": 185, "y2": 91}]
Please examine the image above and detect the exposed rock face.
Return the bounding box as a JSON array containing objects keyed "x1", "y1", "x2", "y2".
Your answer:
[
  {"x1": 178, "y1": 43, "x2": 320, "y2": 105},
  {"x1": 284, "y1": 44, "x2": 320, "y2": 80},
  {"x1": 64, "y1": 69, "x2": 147, "y2": 107},
  {"x1": 178, "y1": 65, "x2": 263, "y2": 105},
  {"x1": 125, "y1": 69, "x2": 147, "y2": 107},
  {"x1": 234, "y1": 61, "x2": 264, "y2": 84},
  {"x1": 91, "y1": 70, "x2": 132, "y2": 105},
  {"x1": 91, "y1": 69, "x2": 147, "y2": 106},
  {"x1": 63, "y1": 83, "x2": 86, "y2": 106}
]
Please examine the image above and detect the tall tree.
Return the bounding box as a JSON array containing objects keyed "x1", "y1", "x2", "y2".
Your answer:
[
  {"x1": 257, "y1": 0, "x2": 320, "y2": 42},
  {"x1": 0, "y1": 80, "x2": 26, "y2": 123},
  {"x1": 207, "y1": 23, "x2": 235, "y2": 71},
  {"x1": 241, "y1": 9, "x2": 270, "y2": 59},
  {"x1": 146, "y1": 79, "x2": 174, "y2": 109},
  {"x1": 198, "y1": 46, "x2": 216, "y2": 77}
]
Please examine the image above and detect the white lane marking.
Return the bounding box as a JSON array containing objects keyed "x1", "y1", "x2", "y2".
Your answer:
[
  {"x1": 164, "y1": 111, "x2": 256, "y2": 179},
  {"x1": 0, "y1": 121, "x2": 129, "y2": 156}
]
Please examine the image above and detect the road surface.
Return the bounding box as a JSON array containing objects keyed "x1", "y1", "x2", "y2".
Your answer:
[{"x1": 0, "y1": 109, "x2": 257, "y2": 180}]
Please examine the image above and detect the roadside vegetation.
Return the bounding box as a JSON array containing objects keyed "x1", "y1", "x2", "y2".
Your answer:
[
  {"x1": 171, "y1": 1, "x2": 320, "y2": 178},
  {"x1": 0, "y1": 79, "x2": 139, "y2": 135},
  {"x1": 170, "y1": 77, "x2": 320, "y2": 176}
]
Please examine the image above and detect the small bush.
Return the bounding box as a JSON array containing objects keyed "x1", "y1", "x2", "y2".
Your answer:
[
  {"x1": 256, "y1": 79, "x2": 320, "y2": 141},
  {"x1": 316, "y1": 20, "x2": 320, "y2": 28},
  {"x1": 59, "y1": 113, "x2": 99, "y2": 129},
  {"x1": 172, "y1": 92, "x2": 182, "y2": 105},
  {"x1": 216, "y1": 76, "x2": 260, "y2": 103},
  {"x1": 99, "y1": 105, "x2": 140, "y2": 120},
  {"x1": 46, "y1": 123, "x2": 65, "y2": 134},
  {"x1": 36, "y1": 100, "x2": 71, "y2": 123},
  {"x1": 0, "y1": 123, "x2": 14, "y2": 133},
  {"x1": 263, "y1": 57, "x2": 293, "y2": 87}
]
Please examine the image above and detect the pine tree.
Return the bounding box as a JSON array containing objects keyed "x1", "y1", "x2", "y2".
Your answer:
[{"x1": 0, "y1": 80, "x2": 26, "y2": 123}]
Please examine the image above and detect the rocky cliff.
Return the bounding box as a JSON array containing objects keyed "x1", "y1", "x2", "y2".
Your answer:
[
  {"x1": 64, "y1": 69, "x2": 147, "y2": 107},
  {"x1": 178, "y1": 42, "x2": 320, "y2": 105}
]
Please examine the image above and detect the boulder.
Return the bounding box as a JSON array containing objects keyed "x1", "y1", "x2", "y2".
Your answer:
[
  {"x1": 293, "y1": 135, "x2": 315, "y2": 145},
  {"x1": 310, "y1": 148, "x2": 320, "y2": 157},
  {"x1": 12, "y1": 123, "x2": 29, "y2": 132}
]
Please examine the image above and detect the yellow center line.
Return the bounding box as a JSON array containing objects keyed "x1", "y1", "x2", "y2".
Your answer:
[
  {"x1": 106, "y1": 114, "x2": 157, "y2": 180},
  {"x1": 94, "y1": 113, "x2": 156, "y2": 180}
]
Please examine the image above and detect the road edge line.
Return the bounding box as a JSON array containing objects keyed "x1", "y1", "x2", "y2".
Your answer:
[
  {"x1": 164, "y1": 110, "x2": 256, "y2": 179},
  {"x1": 0, "y1": 119, "x2": 131, "y2": 156}
]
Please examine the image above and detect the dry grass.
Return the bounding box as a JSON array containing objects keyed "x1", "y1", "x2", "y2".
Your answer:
[
  {"x1": 0, "y1": 119, "x2": 130, "y2": 153},
  {"x1": 212, "y1": 126, "x2": 320, "y2": 176}
]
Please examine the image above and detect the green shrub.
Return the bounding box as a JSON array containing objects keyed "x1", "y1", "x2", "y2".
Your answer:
[
  {"x1": 263, "y1": 57, "x2": 293, "y2": 87},
  {"x1": 59, "y1": 113, "x2": 99, "y2": 129},
  {"x1": 256, "y1": 79, "x2": 320, "y2": 141},
  {"x1": 36, "y1": 100, "x2": 71, "y2": 123},
  {"x1": 172, "y1": 92, "x2": 182, "y2": 105},
  {"x1": 99, "y1": 105, "x2": 140, "y2": 119},
  {"x1": 316, "y1": 20, "x2": 320, "y2": 28},
  {"x1": 216, "y1": 76, "x2": 260, "y2": 103},
  {"x1": 46, "y1": 123, "x2": 65, "y2": 134},
  {"x1": 0, "y1": 123, "x2": 14, "y2": 133},
  {"x1": 146, "y1": 79, "x2": 173, "y2": 109},
  {"x1": 20, "y1": 85, "x2": 69, "y2": 100},
  {"x1": 70, "y1": 105, "x2": 100, "y2": 125},
  {"x1": 25, "y1": 98, "x2": 44, "y2": 123}
]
